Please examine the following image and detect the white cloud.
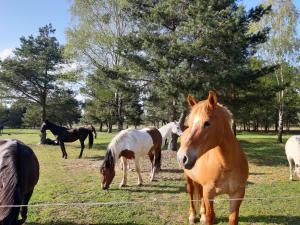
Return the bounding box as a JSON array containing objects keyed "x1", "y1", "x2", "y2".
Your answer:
[{"x1": 0, "y1": 49, "x2": 14, "y2": 61}]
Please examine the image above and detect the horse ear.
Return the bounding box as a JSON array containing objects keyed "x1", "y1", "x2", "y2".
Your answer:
[
  {"x1": 187, "y1": 95, "x2": 198, "y2": 107},
  {"x1": 208, "y1": 91, "x2": 218, "y2": 108}
]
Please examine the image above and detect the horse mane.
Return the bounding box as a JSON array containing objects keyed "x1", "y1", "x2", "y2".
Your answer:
[{"x1": 0, "y1": 139, "x2": 20, "y2": 223}]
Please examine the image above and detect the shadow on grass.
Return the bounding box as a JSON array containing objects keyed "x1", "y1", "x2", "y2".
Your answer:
[
  {"x1": 217, "y1": 215, "x2": 300, "y2": 224},
  {"x1": 160, "y1": 168, "x2": 183, "y2": 173},
  {"x1": 28, "y1": 222, "x2": 135, "y2": 225},
  {"x1": 84, "y1": 155, "x2": 105, "y2": 161},
  {"x1": 240, "y1": 140, "x2": 287, "y2": 166}
]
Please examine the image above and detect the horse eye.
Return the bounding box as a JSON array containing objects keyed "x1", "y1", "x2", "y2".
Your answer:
[{"x1": 204, "y1": 121, "x2": 210, "y2": 127}]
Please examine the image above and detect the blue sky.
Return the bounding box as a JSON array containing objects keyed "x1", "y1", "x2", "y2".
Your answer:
[{"x1": 0, "y1": 0, "x2": 299, "y2": 58}]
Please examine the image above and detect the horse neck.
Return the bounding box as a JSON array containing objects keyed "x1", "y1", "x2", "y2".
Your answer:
[
  {"x1": 217, "y1": 124, "x2": 240, "y2": 161},
  {"x1": 159, "y1": 123, "x2": 172, "y2": 143},
  {"x1": 48, "y1": 122, "x2": 64, "y2": 135}
]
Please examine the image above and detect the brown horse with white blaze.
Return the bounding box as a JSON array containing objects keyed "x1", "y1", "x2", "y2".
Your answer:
[{"x1": 177, "y1": 91, "x2": 248, "y2": 225}]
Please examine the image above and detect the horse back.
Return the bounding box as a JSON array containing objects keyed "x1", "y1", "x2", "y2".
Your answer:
[{"x1": 285, "y1": 136, "x2": 300, "y2": 160}]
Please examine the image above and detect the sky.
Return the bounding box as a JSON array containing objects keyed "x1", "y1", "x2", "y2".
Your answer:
[{"x1": 0, "y1": 0, "x2": 299, "y2": 59}]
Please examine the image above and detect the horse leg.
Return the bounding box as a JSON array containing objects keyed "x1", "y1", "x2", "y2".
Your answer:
[
  {"x1": 79, "y1": 139, "x2": 85, "y2": 158},
  {"x1": 119, "y1": 157, "x2": 128, "y2": 188},
  {"x1": 197, "y1": 185, "x2": 206, "y2": 224},
  {"x1": 228, "y1": 188, "x2": 245, "y2": 225},
  {"x1": 134, "y1": 158, "x2": 143, "y2": 186},
  {"x1": 59, "y1": 141, "x2": 67, "y2": 159},
  {"x1": 148, "y1": 152, "x2": 154, "y2": 180},
  {"x1": 18, "y1": 191, "x2": 33, "y2": 225},
  {"x1": 203, "y1": 188, "x2": 216, "y2": 225},
  {"x1": 185, "y1": 175, "x2": 196, "y2": 224},
  {"x1": 287, "y1": 158, "x2": 294, "y2": 181}
]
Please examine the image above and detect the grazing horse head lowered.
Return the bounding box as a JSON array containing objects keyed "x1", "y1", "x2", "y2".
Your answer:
[{"x1": 177, "y1": 91, "x2": 248, "y2": 225}]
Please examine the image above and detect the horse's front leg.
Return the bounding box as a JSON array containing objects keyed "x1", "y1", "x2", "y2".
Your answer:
[
  {"x1": 59, "y1": 140, "x2": 67, "y2": 159},
  {"x1": 119, "y1": 157, "x2": 127, "y2": 188},
  {"x1": 229, "y1": 188, "x2": 245, "y2": 225},
  {"x1": 185, "y1": 175, "x2": 196, "y2": 224},
  {"x1": 203, "y1": 188, "x2": 216, "y2": 225},
  {"x1": 134, "y1": 158, "x2": 143, "y2": 186},
  {"x1": 18, "y1": 191, "x2": 33, "y2": 225}
]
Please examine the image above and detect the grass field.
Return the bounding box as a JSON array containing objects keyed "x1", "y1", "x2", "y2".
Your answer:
[{"x1": 0, "y1": 129, "x2": 299, "y2": 225}]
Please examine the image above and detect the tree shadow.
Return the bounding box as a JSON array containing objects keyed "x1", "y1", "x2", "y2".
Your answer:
[
  {"x1": 28, "y1": 222, "x2": 136, "y2": 225},
  {"x1": 84, "y1": 155, "x2": 105, "y2": 161},
  {"x1": 160, "y1": 168, "x2": 183, "y2": 173},
  {"x1": 240, "y1": 140, "x2": 287, "y2": 166},
  {"x1": 216, "y1": 215, "x2": 300, "y2": 224}
]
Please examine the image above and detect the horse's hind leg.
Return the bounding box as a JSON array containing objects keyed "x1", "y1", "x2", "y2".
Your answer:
[
  {"x1": 18, "y1": 191, "x2": 33, "y2": 225},
  {"x1": 287, "y1": 158, "x2": 294, "y2": 180},
  {"x1": 134, "y1": 158, "x2": 143, "y2": 186},
  {"x1": 228, "y1": 188, "x2": 245, "y2": 225},
  {"x1": 79, "y1": 139, "x2": 85, "y2": 158}
]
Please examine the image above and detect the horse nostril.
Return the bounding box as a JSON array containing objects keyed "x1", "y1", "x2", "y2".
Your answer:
[{"x1": 183, "y1": 155, "x2": 188, "y2": 165}]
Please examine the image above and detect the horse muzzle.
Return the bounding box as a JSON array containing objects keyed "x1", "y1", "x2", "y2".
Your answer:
[{"x1": 177, "y1": 150, "x2": 197, "y2": 170}]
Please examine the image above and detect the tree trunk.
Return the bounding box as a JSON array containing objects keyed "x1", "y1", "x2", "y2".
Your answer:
[
  {"x1": 232, "y1": 120, "x2": 237, "y2": 136},
  {"x1": 115, "y1": 90, "x2": 123, "y2": 131},
  {"x1": 170, "y1": 111, "x2": 187, "y2": 151},
  {"x1": 277, "y1": 103, "x2": 283, "y2": 143},
  {"x1": 99, "y1": 122, "x2": 103, "y2": 132},
  {"x1": 40, "y1": 100, "x2": 47, "y2": 144}
]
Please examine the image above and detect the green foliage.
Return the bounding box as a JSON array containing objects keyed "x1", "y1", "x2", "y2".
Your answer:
[
  {"x1": 121, "y1": 0, "x2": 273, "y2": 123},
  {"x1": 0, "y1": 24, "x2": 65, "y2": 122}
]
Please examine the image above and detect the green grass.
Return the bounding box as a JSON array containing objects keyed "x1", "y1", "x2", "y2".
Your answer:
[{"x1": 0, "y1": 129, "x2": 299, "y2": 225}]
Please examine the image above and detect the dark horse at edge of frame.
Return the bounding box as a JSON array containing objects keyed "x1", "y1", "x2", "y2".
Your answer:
[
  {"x1": 40, "y1": 120, "x2": 94, "y2": 159},
  {"x1": 0, "y1": 123, "x2": 3, "y2": 135},
  {"x1": 0, "y1": 139, "x2": 39, "y2": 225}
]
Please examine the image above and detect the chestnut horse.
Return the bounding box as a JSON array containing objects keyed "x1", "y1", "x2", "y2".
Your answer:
[{"x1": 177, "y1": 91, "x2": 248, "y2": 225}]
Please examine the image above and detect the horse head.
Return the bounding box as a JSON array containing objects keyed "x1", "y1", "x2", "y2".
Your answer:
[
  {"x1": 171, "y1": 121, "x2": 183, "y2": 136},
  {"x1": 100, "y1": 149, "x2": 115, "y2": 189},
  {"x1": 177, "y1": 91, "x2": 232, "y2": 169}
]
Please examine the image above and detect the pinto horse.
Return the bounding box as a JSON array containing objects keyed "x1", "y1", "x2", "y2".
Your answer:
[
  {"x1": 100, "y1": 127, "x2": 162, "y2": 189},
  {"x1": 40, "y1": 120, "x2": 94, "y2": 159},
  {"x1": 177, "y1": 91, "x2": 248, "y2": 225},
  {"x1": 0, "y1": 139, "x2": 39, "y2": 225}
]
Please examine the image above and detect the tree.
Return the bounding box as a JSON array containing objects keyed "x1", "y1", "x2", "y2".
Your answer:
[
  {"x1": 66, "y1": 0, "x2": 134, "y2": 131},
  {"x1": 0, "y1": 24, "x2": 65, "y2": 143},
  {"x1": 122, "y1": 0, "x2": 272, "y2": 148},
  {"x1": 250, "y1": 0, "x2": 300, "y2": 142}
]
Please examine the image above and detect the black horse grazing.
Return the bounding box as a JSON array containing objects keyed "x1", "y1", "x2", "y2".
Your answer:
[
  {"x1": 40, "y1": 120, "x2": 94, "y2": 159},
  {"x1": 0, "y1": 139, "x2": 39, "y2": 225}
]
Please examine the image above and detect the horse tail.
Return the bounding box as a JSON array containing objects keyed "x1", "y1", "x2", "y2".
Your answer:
[
  {"x1": 91, "y1": 125, "x2": 97, "y2": 139},
  {"x1": 154, "y1": 147, "x2": 162, "y2": 171},
  {"x1": 88, "y1": 130, "x2": 94, "y2": 149},
  {"x1": 0, "y1": 140, "x2": 21, "y2": 225}
]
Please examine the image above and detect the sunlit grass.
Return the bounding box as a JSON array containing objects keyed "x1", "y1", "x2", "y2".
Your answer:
[{"x1": 0, "y1": 129, "x2": 299, "y2": 224}]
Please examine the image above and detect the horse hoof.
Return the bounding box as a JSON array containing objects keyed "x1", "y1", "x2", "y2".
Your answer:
[
  {"x1": 119, "y1": 183, "x2": 127, "y2": 188},
  {"x1": 137, "y1": 183, "x2": 143, "y2": 186},
  {"x1": 189, "y1": 215, "x2": 195, "y2": 224},
  {"x1": 200, "y1": 215, "x2": 206, "y2": 224}
]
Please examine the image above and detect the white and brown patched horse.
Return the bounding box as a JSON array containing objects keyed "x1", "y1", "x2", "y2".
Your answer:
[
  {"x1": 177, "y1": 91, "x2": 249, "y2": 225},
  {"x1": 100, "y1": 127, "x2": 162, "y2": 189}
]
